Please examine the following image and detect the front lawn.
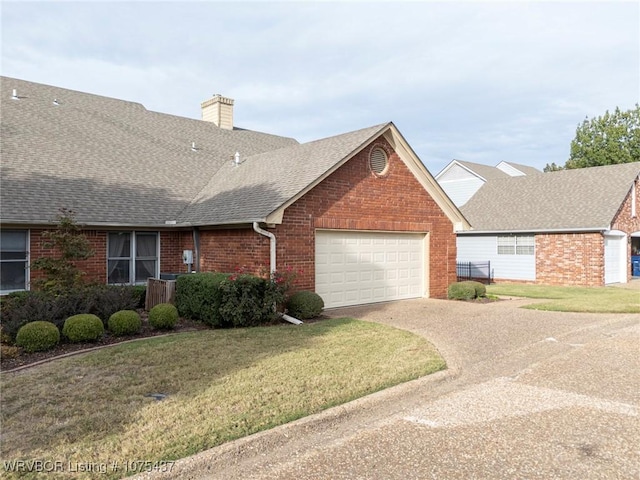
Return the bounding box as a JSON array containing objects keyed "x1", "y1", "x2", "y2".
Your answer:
[
  {"x1": 487, "y1": 284, "x2": 640, "y2": 313},
  {"x1": 1, "y1": 318, "x2": 444, "y2": 479}
]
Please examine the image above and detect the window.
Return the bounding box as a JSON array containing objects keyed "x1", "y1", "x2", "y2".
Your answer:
[
  {"x1": 497, "y1": 235, "x2": 534, "y2": 255},
  {"x1": 1, "y1": 230, "x2": 28, "y2": 292},
  {"x1": 107, "y1": 232, "x2": 158, "y2": 284}
]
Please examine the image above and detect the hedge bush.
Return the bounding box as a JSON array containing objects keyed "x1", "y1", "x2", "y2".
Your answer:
[
  {"x1": 63, "y1": 314, "x2": 105, "y2": 342},
  {"x1": 175, "y1": 273, "x2": 230, "y2": 327},
  {"x1": 108, "y1": 310, "x2": 142, "y2": 336},
  {"x1": 447, "y1": 282, "x2": 477, "y2": 301},
  {"x1": 149, "y1": 303, "x2": 178, "y2": 330},
  {"x1": 218, "y1": 274, "x2": 279, "y2": 327},
  {"x1": 286, "y1": 291, "x2": 324, "y2": 319},
  {"x1": 461, "y1": 281, "x2": 486, "y2": 298},
  {"x1": 0, "y1": 285, "x2": 140, "y2": 340},
  {"x1": 15, "y1": 321, "x2": 60, "y2": 353}
]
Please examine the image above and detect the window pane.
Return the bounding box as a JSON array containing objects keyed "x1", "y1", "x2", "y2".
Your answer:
[
  {"x1": 497, "y1": 236, "x2": 515, "y2": 255},
  {"x1": 108, "y1": 233, "x2": 131, "y2": 258},
  {"x1": 1, "y1": 262, "x2": 26, "y2": 291},
  {"x1": 515, "y1": 236, "x2": 534, "y2": 255},
  {"x1": 1, "y1": 252, "x2": 27, "y2": 261},
  {"x1": 136, "y1": 234, "x2": 157, "y2": 258},
  {"x1": 0, "y1": 231, "x2": 27, "y2": 251},
  {"x1": 108, "y1": 259, "x2": 130, "y2": 284},
  {"x1": 135, "y1": 260, "x2": 156, "y2": 283}
]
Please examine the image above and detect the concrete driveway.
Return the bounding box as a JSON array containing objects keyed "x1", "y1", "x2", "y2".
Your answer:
[{"x1": 138, "y1": 297, "x2": 639, "y2": 480}]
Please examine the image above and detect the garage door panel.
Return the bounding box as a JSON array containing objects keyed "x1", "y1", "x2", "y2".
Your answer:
[{"x1": 315, "y1": 231, "x2": 426, "y2": 308}]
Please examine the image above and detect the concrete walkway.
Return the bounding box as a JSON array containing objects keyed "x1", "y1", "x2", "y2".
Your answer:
[{"x1": 137, "y1": 298, "x2": 639, "y2": 480}]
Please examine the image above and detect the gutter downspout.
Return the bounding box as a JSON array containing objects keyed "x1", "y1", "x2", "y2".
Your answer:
[
  {"x1": 192, "y1": 227, "x2": 200, "y2": 273},
  {"x1": 252, "y1": 222, "x2": 302, "y2": 325},
  {"x1": 253, "y1": 222, "x2": 276, "y2": 274}
]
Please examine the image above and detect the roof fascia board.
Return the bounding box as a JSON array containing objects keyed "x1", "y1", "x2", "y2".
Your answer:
[
  {"x1": 264, "y1": 123, "x2": 391, "y2": 224},
  {"x1": 382, "y1": 125, "x2": 471, "y2": 231},
  {"x1": 457, "y1": 227, "x2": 608, "y2": 235}
]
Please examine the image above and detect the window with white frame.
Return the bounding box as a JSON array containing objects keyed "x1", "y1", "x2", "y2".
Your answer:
[
  {"x1": 1, "y1": 230, "x2": 29, "y2": 292},
  {"x1": 497, "y1": 235, "x2": 534, "y2": 255},
  {"x1": 107, "y1": 232, "x2": 158, "y2": 284}
]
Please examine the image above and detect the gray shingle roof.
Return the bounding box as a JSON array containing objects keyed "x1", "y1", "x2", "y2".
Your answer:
[
  {"x1": 460, "y1": 162, "x2": 640, "y2": 232},
  {"x1": 453, "y1": 160, "x2": 510, "y2": 181},
  {"x1": 1, "y1": 77, "x2": 387, "y2": 227},
  {"x1": 180, "y1": 123, "x2": 389, "y2": 225}
]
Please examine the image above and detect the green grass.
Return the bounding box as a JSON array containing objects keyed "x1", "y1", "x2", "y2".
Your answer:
[
  {"x1": 1, "y1": 318, "x2": 444, "y2": 479},
  {"x1": 487, "y1": 284, "x2": 640, "y2": 313}
]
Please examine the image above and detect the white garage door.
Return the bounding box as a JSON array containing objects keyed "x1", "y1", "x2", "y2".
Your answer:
[
  {"x1": 315, "y1": 230, "x2": 426, "y2": 308},
  {"x1": 604, "y1": 232, "x2": 627, "y2": 284}
]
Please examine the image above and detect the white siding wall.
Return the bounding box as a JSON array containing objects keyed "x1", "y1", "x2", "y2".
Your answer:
[
  {"x1": 496, "y1": 162, "x2": 526, "y2": 176},
  {"x1": 457, "y1": 235, "x2": 536, "y2": 281},
  {"x1": 439, "y1": 177, "x2": 485, "y2": 207}
]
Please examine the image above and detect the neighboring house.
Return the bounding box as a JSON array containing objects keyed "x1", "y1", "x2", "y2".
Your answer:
[
  {"x1": 0, "y1": 77, "x2": 469, "y2": 308},
  {"x1": 435, "y1": 159, "x2": 542, "y2": 207},
  {"x1": 455, "y1": 163, "x2": 640, "y2": 286}
]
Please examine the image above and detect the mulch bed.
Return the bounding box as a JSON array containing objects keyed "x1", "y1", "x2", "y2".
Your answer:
[{"x1": 1, "y1": 311, "x2": 208, "y2": 372}]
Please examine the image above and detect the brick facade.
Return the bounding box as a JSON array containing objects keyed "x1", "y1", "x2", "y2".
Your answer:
[
  {"x1": 29, "y1": 229, "x2": 108, "y2": 285},
  {"x1": 197, "y1": 136, "x2": 457, "y2": 298},
  {"x1": 26, "y1": 229, "x2": 193, "y2": 287},
  {"x1": 535, "y1": 233, "x2": 604, "y2": 286}
]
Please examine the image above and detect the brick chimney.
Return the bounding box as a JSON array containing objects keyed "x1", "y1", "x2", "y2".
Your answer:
[{"x1": 201, "y1": 94, "x2": 234, "y2": 130}]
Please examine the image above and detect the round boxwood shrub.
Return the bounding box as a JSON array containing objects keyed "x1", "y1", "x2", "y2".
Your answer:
[
  {"x1": 15, "y1": 321, "x2": 60, "y2": 353},
  {"x1": 63, "y1": 314, "x2": 105, "y2": 342},
  {"x1": 462, "y1": 281, "x2": 486, "y2": 298},
  {"x1": 149, "y1": 303, "x2": 178, "y2": 330},
  {"x1": 286, "y1": 291, "x2": 325, "y2": 320},
  {"x1": 108, "y1": 310, "x2": 142, "y2": 336},
  {"x1": 447, "y1": 282, "x2": 477, "y2": 301}
]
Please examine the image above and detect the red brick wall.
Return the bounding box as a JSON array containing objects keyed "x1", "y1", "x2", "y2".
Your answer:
[
  {"x1": 26, "y1": 229, "x2": 191, "y2": 288},
  {"x1": 199, "y1": 228, "x2": 270, "y2": 274},
  {"x1": 29, "y1": 229, "x2": 108, "y2": 285},
  {"x1": 275, "y1": 138, "x2": 456, "y2": 298},
  {"x1": 535, "y1": 233, "x2": 604, "y2": 286},
  {"x1": 160, "y1": 231, "x2": 194, "y2": 273},
  {"x1": 197, "y1": 137, "x2": 457, "y2": 298}
]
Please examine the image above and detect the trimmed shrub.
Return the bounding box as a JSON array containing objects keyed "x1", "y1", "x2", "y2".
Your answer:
[
  {"x1": 0, "y1": 285, "x2": 140, "y2": 340},
  {"x1": 149, "y1": 303, "x2": 178, "y2": 330},
  {"x1": 15, "y1": 321, "x2": 60, "y2": 353},
  {"x1": 462, "y1": 281, "x2": 486, "y2": 298},
  {"x1": 218, "y1": 274, "x2": 278, "y2": 327},
  {"x1": 175, "y1": 273, "x2": 230, "y2": 327},
  {"x1": 63, "y1": 314, "x2": 105, "y2": 342},
  {"x1": 447, "y1": 282, "x2": 477, "y2": 301},
  {"x1": 88, "y1": 285, "x2": 141, "y2": 321},
  {"x1": 286, "y1": 291, "x2": 324, "y2": 319},
  {"x1": 108, "y1": 310, "x2": 142, "y2": 336}
]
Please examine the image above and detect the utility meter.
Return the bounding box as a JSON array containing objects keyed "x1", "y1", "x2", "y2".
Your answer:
[{"x1": 182, "y1": 250, "x2": 193, "y2": 265}]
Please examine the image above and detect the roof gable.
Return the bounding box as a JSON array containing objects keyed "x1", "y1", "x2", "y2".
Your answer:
[{"x1": 461, "y1": 162, "x2": 640, "y2": 232}]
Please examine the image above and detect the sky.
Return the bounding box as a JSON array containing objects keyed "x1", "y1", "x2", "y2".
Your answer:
[{"x1": 1, "y1": 1, "x2": 638, "y2": 175}]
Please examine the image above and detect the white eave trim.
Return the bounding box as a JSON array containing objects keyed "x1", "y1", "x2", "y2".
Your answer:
[{"x1": 457, "y1": 227, "x2": 610, "y2": 235}]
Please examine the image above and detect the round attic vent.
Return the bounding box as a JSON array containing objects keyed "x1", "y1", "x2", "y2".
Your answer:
[{"x1": 369, "y1": 147, "x2": 388, "y2": 175}]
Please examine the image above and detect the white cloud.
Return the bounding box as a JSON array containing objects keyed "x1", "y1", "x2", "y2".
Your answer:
[{"x1": 1, "y1": 1, "x2": 638, "y2": 173}]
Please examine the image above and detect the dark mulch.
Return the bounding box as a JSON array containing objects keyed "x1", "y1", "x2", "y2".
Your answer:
[{"x1": 1, "y1": 311, "x2": 209, "y2": 372}]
